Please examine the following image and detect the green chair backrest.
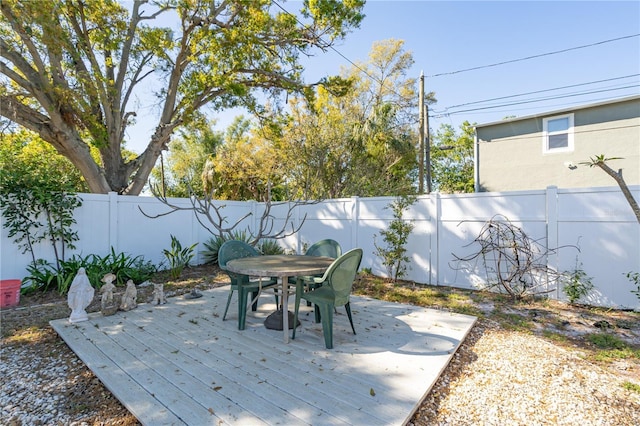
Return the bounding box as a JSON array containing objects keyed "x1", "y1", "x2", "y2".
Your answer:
[
  {"x1": 218, "y1": 240, "x2": 260, "y2": 284},
  {"x1": 305, "y1": 239, "x2": 342, "y2": 259},
  {"x1": 321, "y1": 248, "x2": 363, "y2": 306}
]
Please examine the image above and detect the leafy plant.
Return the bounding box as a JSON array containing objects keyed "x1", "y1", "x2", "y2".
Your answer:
[
  {"x1": 258, "y1": 239, "x2": 284, "y2": 255},
  {"x1": 373, "y1": 195, "x2": 416, "y2": 282},
  {"x1": 561, "y1": 260, "x2": 594, "y2": 304},
  {"x1": 0, "y1": 131, "x2": 85, "y2": 266},
  {"x1": 625, "y1": 271, "x2": 640, "y2": 301},
  {"x1": 622, "y1": 381, "x2": 640, "y2": 394},
  {"x1": 22, "y1": 250, "x2": 156, "y2": 295},
  {"x1": 163, "y1": 235, "x2": 198, "y2": 280},
  {"x1": 201, "y1": 229, "x2": 263, "y2": 264},
  {"x1": 201, "y1": 236, "x2": 226, "y2": 265},
  {"x1": 22, "y1": 259, "x2": 58, "y2": 294},
  {"x1": 0, "y1": 187, "x2": 81, "y2": 269}
]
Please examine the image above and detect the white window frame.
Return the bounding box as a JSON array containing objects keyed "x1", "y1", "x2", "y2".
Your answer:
[{"x1": 542, "y1": 113, "x2": 574, "y2": 154}]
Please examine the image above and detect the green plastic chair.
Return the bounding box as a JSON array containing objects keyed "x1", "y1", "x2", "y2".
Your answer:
[
  {"x1": 218, "y1": 240, "x2": 278, "y2": 330},
  {"x1": 290, "y1": 239, "x2": 342, "y2": 304},
  {"x1": 292, "y1": 248, "x2": 363, "y2": 349}
]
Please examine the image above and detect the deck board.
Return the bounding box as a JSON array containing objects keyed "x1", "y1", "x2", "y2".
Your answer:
[{"x1": 51, "y1": 286, "x2": 476, "y2": 425}]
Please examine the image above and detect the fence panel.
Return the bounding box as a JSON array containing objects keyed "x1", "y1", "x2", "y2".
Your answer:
[{"x1": 1, "y1": 187, "x2": 638, "y2": 309}]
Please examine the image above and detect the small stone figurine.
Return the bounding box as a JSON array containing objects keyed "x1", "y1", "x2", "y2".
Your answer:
[
  {"x1": 100, "y1": 273, "x2": 118, "y2": 316},
  {"x1": 67, "y1": 267, "x2": 95, "y2": 323},
  {"x1": 151, "y1": 282, "x2": 167, "y2": 305},
  {"x1": 120, "y1": 280, "x2": 138, "y2": 311}
]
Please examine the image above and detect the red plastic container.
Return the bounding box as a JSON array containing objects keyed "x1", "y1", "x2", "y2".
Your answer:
[{"x1": 0, "y1": 279, "x2": 21, "y2": 308}]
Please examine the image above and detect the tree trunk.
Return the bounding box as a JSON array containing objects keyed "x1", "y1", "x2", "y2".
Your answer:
[{"x1": 595, "y1": 161, "x2": 640, "y2": 224}]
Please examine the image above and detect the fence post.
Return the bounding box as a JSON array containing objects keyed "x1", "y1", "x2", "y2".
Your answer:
[
  {"x1": 295, "y1": 200, "x2": 302, "y2": 254},
  {"x1": 108, "y1": 192, "x2": 118, "y2": 253},
  {"x1": 546, "y1": 186, "x2": 559, "y2": 298},
  {"x1": 429, "y1": 193, "x2": 441, "y2": 286},
  {"x1": 351, "y1": 196, "x2": 359, "y2": 250}
]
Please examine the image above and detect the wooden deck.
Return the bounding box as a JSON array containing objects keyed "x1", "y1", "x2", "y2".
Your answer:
[{"x1": 50, "y1": 286, "x2": 476, "y2": 425}]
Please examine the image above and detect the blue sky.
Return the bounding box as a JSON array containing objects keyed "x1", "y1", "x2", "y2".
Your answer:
[{"x1": 126, "y1": 1, "x2": 640, "y2": 152}]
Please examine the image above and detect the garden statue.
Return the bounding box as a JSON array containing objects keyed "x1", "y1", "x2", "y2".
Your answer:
[
  {"x1": 120, "y1": 280, "x2": 138, "y2": 311},
  {"x1": 151, "y1": 282, "x2": 167, "y2": 305},
  {"x1": 100, "y1": 273, "x2": 118, "y2": 316},
  {"x1": 68, "y1": 267, "x2": 95, "y2": 323}
]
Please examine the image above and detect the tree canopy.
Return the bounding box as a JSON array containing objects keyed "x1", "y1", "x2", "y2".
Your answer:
[
  {"x1": 160, "y1": 38, "x2": 430, "y2": 201},
  {"x1": 0, "y1": 0, "x2": 365, "y2": 195},
  {"x1": 280, "y1": 38, "x2": 429, "y2": 198},
  {"x1": 431, "y1": 121, "x2": 475, "y2": 193}
]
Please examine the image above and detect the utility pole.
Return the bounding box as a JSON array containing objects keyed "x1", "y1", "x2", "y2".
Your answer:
[
  {"x1": 418, "y1": 72, "x2": 425, "y2": 193},
  {"x1": 425, "y1": 101, "x2": 432, "y2": 193}
]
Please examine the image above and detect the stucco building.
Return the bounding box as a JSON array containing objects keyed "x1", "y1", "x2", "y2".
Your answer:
[{"x1": 474, "y1": 95, "x2": 640, "y2": 192}]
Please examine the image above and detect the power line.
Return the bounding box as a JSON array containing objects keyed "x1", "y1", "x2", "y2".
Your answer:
[
  {"x1": 431, "y1": 85, "x2": 640, "y2": 118},
  {"x1": 270, "y1": 0, "x2": 383, "y2": 90},
  {"x1": 433, "y1": 74, "x2": 640, "y2": 112},
  {"x1": 271, "y1": 1, "x2": 638, "y2": 126},
  {"x1": 427, "y1": 34, "x2": 640, "y2": 78}
]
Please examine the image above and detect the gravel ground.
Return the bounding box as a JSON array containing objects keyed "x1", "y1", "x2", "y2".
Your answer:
[{"x1": 1, "y1": 266, "x2": 639, "y2": 425}]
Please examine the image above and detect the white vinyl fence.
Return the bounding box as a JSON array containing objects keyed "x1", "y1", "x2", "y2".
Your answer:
[{"x1": 1, "y1": 186, "x2": 638, "y2": 309}]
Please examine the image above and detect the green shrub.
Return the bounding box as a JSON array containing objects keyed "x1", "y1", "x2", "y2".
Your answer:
[
  {"x1": 373, "y1": 195, "x2": 416, "y2": 282},
  {"x1": 22, "y1": 250, "x2": 156, "y2": 295},
  {"x1": 163, "y1": 235, "x2": 197, "y2": 280},
  {"x1": 626, "y1": 271, "x2": 640, "y2": 301},
  {"x1": 202, "y1": 236, "x2": 226, "y2": 265},
  {"x1": 561, "y1": 263, "x2": 594, "y2": 304},
  {"x1": 587, "y1": 333, "x2": 627, "y2": 350},
  {"x1": 258, "y1": 239, "x2": 284, "y2": 255}
]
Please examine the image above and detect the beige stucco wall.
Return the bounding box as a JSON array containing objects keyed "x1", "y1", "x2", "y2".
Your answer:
[{"x1": 476, "y1": 98, "x2": 640, "y2": 192}]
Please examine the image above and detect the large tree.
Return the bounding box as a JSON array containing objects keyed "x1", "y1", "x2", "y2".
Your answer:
[
  {"x1": 281, "y1": 38, "x2": 428, "y2": 199},
  {"x1": 0, "y1": 0, "x2": 365, "y2": 195}
]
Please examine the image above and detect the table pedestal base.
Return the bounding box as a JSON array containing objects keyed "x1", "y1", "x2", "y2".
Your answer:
[{"x1": 264, "y1": 309, "x2": 300, "y2": 330}]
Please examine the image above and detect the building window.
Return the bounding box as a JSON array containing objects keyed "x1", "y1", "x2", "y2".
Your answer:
[{"x1": 542, "y1": 113, "x2": 574, "y2": 153}]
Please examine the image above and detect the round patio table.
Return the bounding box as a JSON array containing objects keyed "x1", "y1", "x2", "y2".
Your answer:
[{"x1": 225, "y1": 255, "x2": 334, "y2": 343}]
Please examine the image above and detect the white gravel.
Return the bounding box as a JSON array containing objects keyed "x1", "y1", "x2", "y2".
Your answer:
[
  {"x1": 413, "y1": 324, "x2": 640, "y2": 426},
  {"x1": 1, "y1": 343, "x2": 91, "y2": 426}
]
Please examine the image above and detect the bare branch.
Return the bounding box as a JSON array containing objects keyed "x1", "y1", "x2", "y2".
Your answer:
[
  {"x1": 452, "y1": 215, "x2": 577, "y2": 300},
  {"x1": 140, "y1": 182, "x2": 314, "y2": 246}
]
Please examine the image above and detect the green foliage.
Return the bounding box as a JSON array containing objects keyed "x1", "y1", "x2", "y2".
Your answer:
[
  {"x1": 202, "y1": 230, "x2": 276, "y2": 264},
  {"x1": 0, "y1": 0, "x2": 365, "y2": 194},
  {"x1": 373, "y1": 195, "x2": 416, "y2": 282},
  {"x1": 163, "y1": 235, "x2": 198, "y2": 280},
  {"x1": 622, "y1": 381, "x2": 640, "y2": 394},
  {"x1": 561, "y1": 261, "x2": 594, "y2": 304},
  {"x1": 587, "y1": 333, "x2": 628, "y2": 350},
  {"x1": 625, "y1": 271, "x2": 640, "y2": 301},
  {"x1": 204, "y1": 117, "x2": 288, "y2": 201},
  {"x1": 584, "y1": 333, "x2": 640, "y2": 366},
  {"x1": 431, "y1": 121, "x2": 475, "y2": 193},
  {"x1": 201, "y1": 236, "x2": 227, "y2": 265},
  {"x1": 22, "y1": 250, "x2": 156, "y2": 295},
  {"x1": 258, "y1": 239, "x2": 285, "y2": 255},
  {"x1": 151, "y1": 114, "x2": 225, "y2": 197},
  {"x1": 281, "y1": 39, "x2": 423, "y2": 199},
  {"x1": 0, "y1": 130, "x2": 84, "y2": 268}
]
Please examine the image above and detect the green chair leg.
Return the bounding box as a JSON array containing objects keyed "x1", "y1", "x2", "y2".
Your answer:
[
  {"x1": 313, "y1": 304, "x2": 321, "y2": 323},
  {"x1": 237, "y1": 286, "x2": 249, "y2": 330},
  {"x1": 222, "y1": 289, "x2": 234, "y2": 321},
  {"x1": 345, "y1": 302, "x2": 356, "y2": 335},
  {"x1": 318, "y1": 303, "x2": 334, "y2": 349}
]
